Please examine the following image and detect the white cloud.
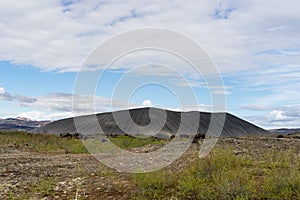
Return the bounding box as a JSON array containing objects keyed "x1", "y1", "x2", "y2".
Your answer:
[
  {"x1": 0, "y1": 87, "x2": 5, "y2": 94},
  {"x1": 0, "y1": 88, "x2": 221, "y2": 120},
  {"x1": 0, "y1": 91, "x2": 36, "y2": 102},
  {"x1": 0, "y1": 0, "x2": 299, "y2": 75},
  {"x1": 0, "y1": 0, "x2": 299, "y2": 125},
  {"x1": 19, "y1": 92, "x2": 135, "y2": 113},
  {"x1": 244, "y1": 104, "x2": 300, "y2": 128},
  {"x1": 15, "y1": 110, "x2": 73, "y2": 121},
  {"x1": 142, "y1": 99, "x2": 152, "y2": 107},
  {"x1": 242, "y1": 104, "x2": 274, "y2": 111},
  {"x1": 0, "y1": 91, "x2": 136, "y2": 118}
]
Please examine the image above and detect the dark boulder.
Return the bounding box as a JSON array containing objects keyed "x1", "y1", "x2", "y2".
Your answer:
[
  {"x1": 60, "y1": 132, "x2": 80, "y2": 139},
  {"x1": 192, "y1": 133, "x2": 205, "y2": 143}
]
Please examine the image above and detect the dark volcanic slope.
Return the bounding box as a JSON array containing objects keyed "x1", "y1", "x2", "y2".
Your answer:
[{"x1": 36, "y1": 107, "x2": 269, "y2": 138}]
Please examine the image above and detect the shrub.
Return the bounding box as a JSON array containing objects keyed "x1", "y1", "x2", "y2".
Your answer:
[{"x1": 131, "y1": 170, "x2": 177, "y2": 199}]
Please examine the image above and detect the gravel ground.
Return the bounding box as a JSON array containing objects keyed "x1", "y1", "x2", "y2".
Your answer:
[{"x1": 1, "y1": 135, "x2": 300, "y2": 199}]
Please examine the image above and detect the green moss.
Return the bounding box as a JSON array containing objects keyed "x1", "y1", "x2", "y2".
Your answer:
[{"x1": 109, "y1": 135, "x2": 167, "y2": 149}]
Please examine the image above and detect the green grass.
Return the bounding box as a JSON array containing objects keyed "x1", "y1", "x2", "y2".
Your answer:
[
  {"x1": 0, "y1": 131, "x2": 167, "y2": 154},
  {"x1": 0, "y1": 130, "x2": 88, "y2": 153},
  {"x1": 131, "y1": 147, "x2": 300, "y2": 200},
  {"x1": 9, "y1": 178, "x2": 56, "y2": 200},
  {"x1": 131, "y1": 170, "x2": 177, "y2": 199},
  {"x1": 109, "y1": 135, "x2": 167, "y2": 149}
]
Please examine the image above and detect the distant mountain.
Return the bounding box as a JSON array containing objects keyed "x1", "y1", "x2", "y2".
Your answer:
[
  {"x1": 36, "y1": 107, "x2": 269, "y2": 139},
  {"x1": 0, "y1": 117, "x2": 51, "y2": 131},
  {"x1": 269, "y1": 128, "x2": 300, "y2": 135}
]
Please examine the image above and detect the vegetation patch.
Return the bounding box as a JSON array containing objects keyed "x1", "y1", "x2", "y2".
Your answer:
[
  {"x1": 0, "y1": 131, "x2": 167, "y2": 153},
  {"x1": 131, "y1": 147, "x2": 300, "y2": 199},
  {"x1": 108, "y1": 135, "x2": 167, "y2": 149},
  {"x1": 2, "y1": 131, "x2": 300, "y2": 199},
  {"x1": 0, "y1": 131, "x2": 88, "y2": 153}
]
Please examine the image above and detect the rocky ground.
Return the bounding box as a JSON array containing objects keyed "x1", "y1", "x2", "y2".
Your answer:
[
  {"x1": 0, "y1": 144, "x2": 133, "y2": 199},
  {"x1": 1, "y1": 134, "x2": 300, "y2": 199}
]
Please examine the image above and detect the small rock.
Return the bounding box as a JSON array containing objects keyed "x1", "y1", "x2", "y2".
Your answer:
[{"x1": 54, "y1": 186, "x2": 60, "y2": 191}]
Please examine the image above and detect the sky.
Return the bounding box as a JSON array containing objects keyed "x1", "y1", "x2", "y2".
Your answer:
[{"x1": 0, "y1": 0, "x2": 299, "y2": 129}]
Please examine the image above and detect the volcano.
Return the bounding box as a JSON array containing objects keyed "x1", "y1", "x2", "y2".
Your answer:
[{"x1": 36, "y1": 107, "x2": 269, "y2": 139}]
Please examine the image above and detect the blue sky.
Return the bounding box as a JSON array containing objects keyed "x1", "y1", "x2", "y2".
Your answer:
[{"x1": 0, "y1": 0, "x2": 299, "y2": 128}]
